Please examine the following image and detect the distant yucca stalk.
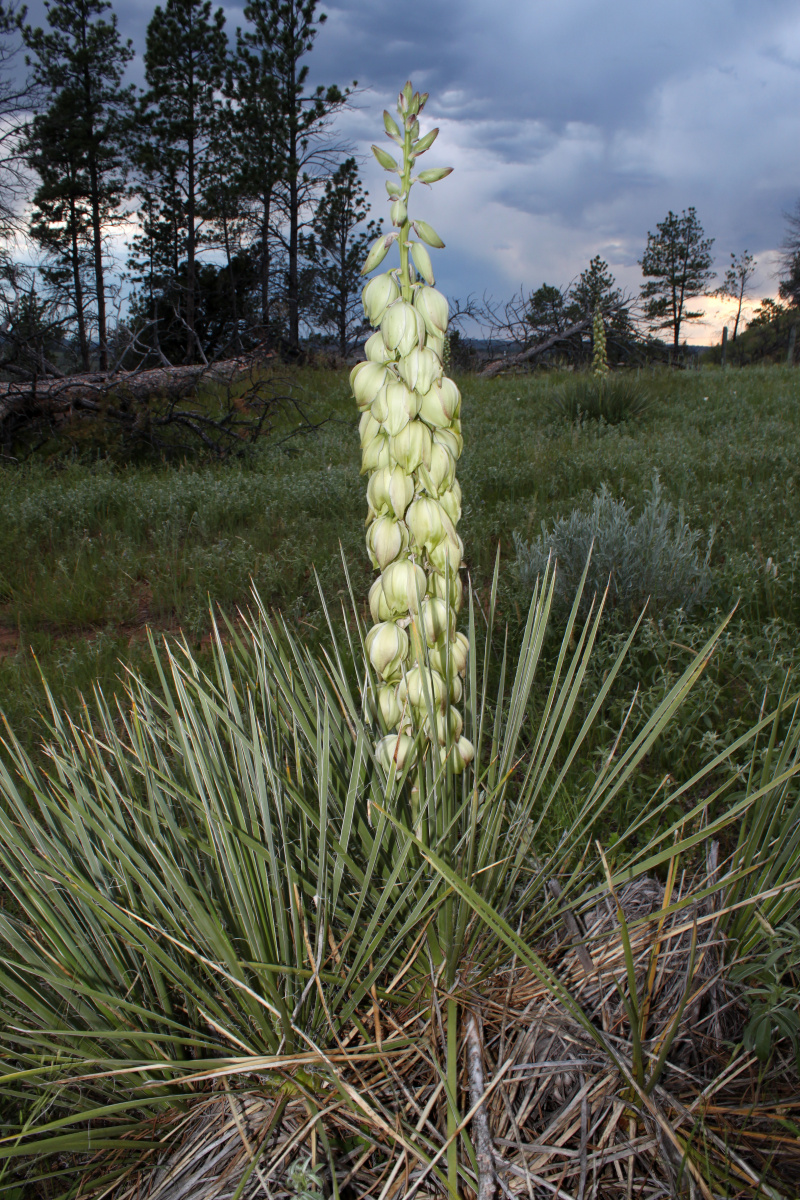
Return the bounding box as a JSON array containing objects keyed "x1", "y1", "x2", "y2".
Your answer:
[
  {"x1": 592, "y1": 305, "x2": 609, "y2": 376},
  {"x1": 351, "y1": 82, "x2": 473, "y2": 776}
]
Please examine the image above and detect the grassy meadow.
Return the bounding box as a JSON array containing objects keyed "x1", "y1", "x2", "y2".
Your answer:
[{"x1": 2, "y1": 363, "x2": 799, "y2": 817}]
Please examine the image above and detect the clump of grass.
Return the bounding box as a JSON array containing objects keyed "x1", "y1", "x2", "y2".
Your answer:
[
  {"x1": 514, "y1": 474, "x2": 714, "y2": 620},
  {"x1": 551, "y1": 370, "x2": 650, "y2": 424}
]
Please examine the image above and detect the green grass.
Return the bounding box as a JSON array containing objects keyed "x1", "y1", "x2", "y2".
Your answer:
[{"x1": 2, "y1": 363, "x2": 800, "y2": 806}]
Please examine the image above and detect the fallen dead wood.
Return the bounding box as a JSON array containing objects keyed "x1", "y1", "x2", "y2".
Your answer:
[
  {"x1": 0, "y1": 349, "x2": 306, "y2": 456},
  {"x1": 479, "y1": 318, "x2": 591, "y2": 378}
]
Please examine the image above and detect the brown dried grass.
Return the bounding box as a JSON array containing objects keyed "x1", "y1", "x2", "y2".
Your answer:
[{"x1": 95, "y1": 876, "x2": 799, "y2": 1200}]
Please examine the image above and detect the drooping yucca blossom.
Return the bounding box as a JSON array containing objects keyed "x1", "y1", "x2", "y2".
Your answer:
[{"x1": 352, "y1": 81, "x2": 473, "y2": 776}]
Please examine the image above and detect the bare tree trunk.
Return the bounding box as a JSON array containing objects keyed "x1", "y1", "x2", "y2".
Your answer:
[
  {"x1": 261, "y1": 192, "x2": 271, "y2": 337},
  {"x1": 220, "y1": 205, "x2": 242, "y2": 353},
  {"x1": 288, "y1": 169, "x2": 299, "y2": 351},
  {"x1": 69, "y1": 194, "x2": 90, "y2": 372},
  {"x1": 186, "y1": 129, "x2": 196, "y2": 363},
  {"x1": 87, "y1": 152, "x2": 108, "y2": 371}
]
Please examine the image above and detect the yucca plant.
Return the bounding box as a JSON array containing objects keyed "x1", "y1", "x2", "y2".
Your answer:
[
  {"x1": 552, "y1": 371, "x2": 650, "y2": 424},
  {"x1": 1, "y1": 82, "x2": 799, "y2": 1200},
  {"x1": 2, "y1": 577, "x2": 799, "y2": 1198}
]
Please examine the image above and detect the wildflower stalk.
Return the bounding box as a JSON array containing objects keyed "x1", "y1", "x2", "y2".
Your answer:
[
  {"x1": 352, "y1": 82, "x2": 473, "y2": 781},
  {"x1": 592, "y1": 305, "x2": 609, "y2": 377},
  {"x1": 352, "y1": 82, "x2": 469, "y2": 1198}
]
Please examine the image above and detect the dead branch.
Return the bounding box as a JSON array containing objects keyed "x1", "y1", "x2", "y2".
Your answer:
[
  {"x1": 479, "y1": 318, "x2": 591, "y2": 378},
  {"x1": 0, "y1": 347, "x2": 296, "y2": 456},
  {"x1": 467, "y1": 1010, "x2": 496, "y2": 1200}
]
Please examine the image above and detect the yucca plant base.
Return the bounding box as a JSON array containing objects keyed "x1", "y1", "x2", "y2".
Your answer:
[{"x1": 0, "y1": 576, "x2": 799, "y2": 1200}]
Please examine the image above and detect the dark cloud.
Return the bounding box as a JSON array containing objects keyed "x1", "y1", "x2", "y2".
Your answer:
[{"x1": 19, "y1": 0, "x2": 800, "y2": 330}]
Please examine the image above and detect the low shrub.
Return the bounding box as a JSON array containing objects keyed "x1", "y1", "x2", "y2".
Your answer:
[{"x1": 514, "y1": 474, "x2": 714, "y2": 619}]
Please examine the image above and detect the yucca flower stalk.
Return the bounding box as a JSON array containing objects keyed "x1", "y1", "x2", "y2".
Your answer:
[
  {"x1": 592, "y1": 304, "x2": 610, "y2": 376},
  {"x1": 352, "y1": 83, "x2": 472, "y2": 784}
]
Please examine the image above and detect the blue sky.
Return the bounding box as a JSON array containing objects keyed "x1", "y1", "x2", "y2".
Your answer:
[{"x1": 24, "y1": 0, "x2": 800, "y2": 339}]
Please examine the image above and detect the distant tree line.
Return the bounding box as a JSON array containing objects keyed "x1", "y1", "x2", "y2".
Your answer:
[
  {"x1": 476, "y1": 205, "x2": 800, "y2": 372},
  {"x1": 0, "y1": 0, "x2": 377, "y2": 379},
  {"x1": 0, "y1": 0, "x2": 798, "y2": 386}
]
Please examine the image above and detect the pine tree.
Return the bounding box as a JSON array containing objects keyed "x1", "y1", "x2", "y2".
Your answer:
[
  {"x1": 27, "y1": 113, "x2": 92, "y2": 368},
  {"x1": 139, "y1": 0, "x2": 227, "y2": 362},
  {"x1": 715, "y1": 250, "x2": 756, "y2": 340},
  {"x1": 24, "y1": 0, "x2": 134, "y2": 369},
  {"x1": 237, "y1": 0, "x2": 351, "y2": 354},
  {"x1": 301, "y1": 158, "x2": 377, "y2": 356},
  {"x1": 639, "y1": 208, "x2": 715, "y2": 348},
  {"x1": 227, "y1": 18, "x2": 283, "y2": 341}
]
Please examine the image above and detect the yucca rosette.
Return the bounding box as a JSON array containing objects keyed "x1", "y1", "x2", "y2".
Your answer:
[{"x1": 352, "y1": 81, "x2": 473, "y2": 776}]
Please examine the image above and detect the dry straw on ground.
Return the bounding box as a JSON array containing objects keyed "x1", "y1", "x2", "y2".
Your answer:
[{"x1": 98, "y1": 867, "x2": 799, "y2": 1200}]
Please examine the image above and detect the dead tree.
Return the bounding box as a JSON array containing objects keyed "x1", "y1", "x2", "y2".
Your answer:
[{"x1": 0, "y1": 348, "x2": 314, "y2": 457}]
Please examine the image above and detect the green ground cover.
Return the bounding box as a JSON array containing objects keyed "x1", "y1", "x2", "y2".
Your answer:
[{"x1": 1, "y1": 362, "x2": 799, "y2": 819}]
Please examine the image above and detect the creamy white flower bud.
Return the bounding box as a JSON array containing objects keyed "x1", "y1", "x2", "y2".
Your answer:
[
  {"x1": 365, "y1": 331, "x2": 393, "y2": 363},
  {"x1": 390, "y1": 198, "x2": 408, "y2": 226},
  {"x1": 440, "y1": 736, "x2": 474, "y2": 774},
  {"x1": 362, "y1": 273, "x2": 400, "y2": 324},
  {"x1": 427, "y1": 571, "x2": 463, "y2": 613},
  {"x1": 425, "y1": 442, "x2": 456, "y2": 494},
  {"x1": 369, "y1": 577, "x2": 393, "y2": 623},
  {"x1": 351, "y1": 361, "x2": 388, "y2": 410},
  {"x1": 389, "y1": 420, "x2": 432, "y2": 473},
  {"x1": 398, "y1": 346, "x2": 441, "y2": 394},
  {"x1": 361, "y1": 434, "x2": 390, "y2": 474},
  {"x1": 371, "y1": 386, "x2": 389, "y2": 423},
  {"x1": 414, "y1": 286, "x2": 449, "y2": 336},
  {"x1": 429, "y1": 533, "x2": 463, "y2": 575},
  {"x1": 430, "y1": 631, "x2": 469, "y2": 677},
  {"x1": 421, "y1": 596, "x2": 452, "y2": 646},
  {"x1": 361, "y1": 234, "x2": 392, "y2": 275},
  {"x1": 418, "y1": 377, "x2": 460, "y2": 428},
  {"x1": 399, "y1": 665, "x2": 446, "y2": 711},
  {"x1": 366, "y1": 466, "x2": 413, "y2": 519},
  {"x1": 410, "y1": 240, "x2": 435, "y2": 285},
  {"x1": 382, "y1": 558, "x2": 427, "y2": 614},
  {"x1": 406, "y1": 496, "x2": 446, "y2": 551},
  {"x1": 426, "y1": 706, "x2": 463, "y2": 746},
  {"x1": 359, "y1": 411, "x2": 381, "y2": 447},
  {"x1": 377, "y1": 684, "x2": 402, "y2": 728},
  {"x1": 376, "y1": 732, "x2": 416, "y2": 772},
  {"x1": 432, "y1": 426, "x2": 463, "y2": 459},
  {"x1": 367, "y1": 515, "x2": 408, "y2": 569},
  {"x1": 383, "y1": 379, "x2": 421, "y2": 436},
  {"x1": 367, "y1": 620, "x2": 409, "y2": 680},
  {"x1": 427, "y1": 333, "x2": 445, "y2": 362},
  {"x1": 382, "y1": 300, "x2": 420, "y2": 357},
  {"x1": 439, "y1": 483, "x2": 462, "y2": 524}
]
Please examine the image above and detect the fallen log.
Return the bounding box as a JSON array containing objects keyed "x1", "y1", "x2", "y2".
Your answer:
[
  {"x1": 478, "y1": 317, "x2": 590, "y2": 378},
  {"x1": 0, "y1": 349, "x2": 289, "y2": 456},
  {"x1": 0, "y1": 352, "x2": 273, "y2": 417}
]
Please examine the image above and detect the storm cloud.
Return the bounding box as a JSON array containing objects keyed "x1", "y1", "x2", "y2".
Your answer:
[{"x1": 23, "y1": 0, "x2": 800, "y2": 337}]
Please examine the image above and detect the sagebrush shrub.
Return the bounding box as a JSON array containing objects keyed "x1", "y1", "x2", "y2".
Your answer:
[{"x1": 514, "y1": 475, "x2": 714, "y2": 619}]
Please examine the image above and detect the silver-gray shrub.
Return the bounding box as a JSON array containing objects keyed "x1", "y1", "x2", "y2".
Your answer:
[{"x1": 513, "y1": 475, "x2": 714, "y2": 619}]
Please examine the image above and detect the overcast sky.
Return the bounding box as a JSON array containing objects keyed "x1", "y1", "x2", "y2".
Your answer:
[{"x1": 25, "y1": 0, "x2": 800, "y2": 340}]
